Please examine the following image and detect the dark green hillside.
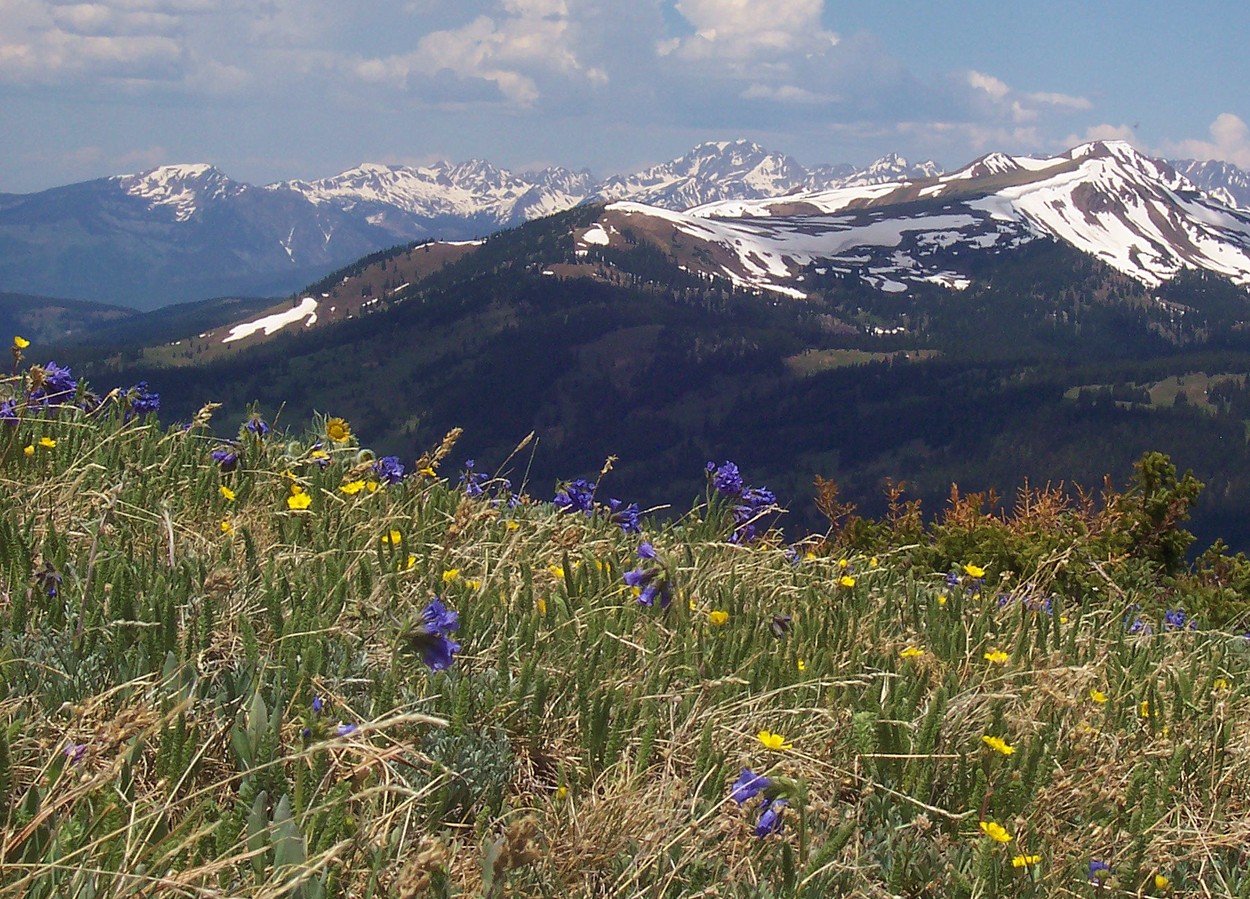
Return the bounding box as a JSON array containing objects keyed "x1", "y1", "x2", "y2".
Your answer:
[
  {"x1": 86, "y1": 208, "x2": 1250, "y2": 551},
  {"x1": 0, "y1": 291, "x2": 136, "y2": 345}
]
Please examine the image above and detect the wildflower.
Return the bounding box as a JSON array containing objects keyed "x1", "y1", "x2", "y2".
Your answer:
[
  {"x1": 34, "y1": 561, "x2": 61, "y2": 599},
  {"x1": 505, "y1": 520, "x2": 520, "y2": 531},
  {"x1": 548, "y1": 564, "x2": 565, "y2": 579},
  {"x1": 729, "y1": 767, "x2": 771, "y2": 804},
  {"x1": 404, "y1": 554, "x2": 417, "y2": 571},
  {"x1": 220, "y1": 519, "x2": 232, "y2": 534},
  {"x1": 769, "y1": 613, "x2": 791, "y2": 637},
  {"x1": 38, "y1": 436, "x2": 55, "y2": 448},
  {"x1": 30, "y1": 362, "x2": 77, "y2": 404},
  {"x1": 309, "y1": 448, "x2": 331, "y2": 468},
  {"x1": 870, "y1": 556, "x2": 879, "y2": 567},
  {"x1": 312, "y1": 696, "x2": 324, "y2": 714},
  {"x1": 1012, "y1": 854, "x2": 1041, "y2": 868},
  {"x1": 124, "y1": 381, "x2": 160, "y2": 417},
  {"x1": 937, "y1": 593, "x2": 948, "y2": 606},
  {"x1": 838, "y1": 558, "x2": 850, "y2": 570},
  {"x1": 325, "y1": 417, "x2": 352, "y2": 442},
  {"x1": 1089, "y1": 689, "x2": 1109, "y2": 704},
  {"x1": 442, "y1": 568, "x2": 460, "y2": 583},
  {"x1": 623, "y1": 543, "x2": 672, "y2": 610},
  {"x1": 796, "y1": 659, "x2": 806, "y2": 671},
  {"x1": 1139, "y1": 700, "x2": 1152, "y2": 718},
  {"x1": 757, "y1": 730, "x2": 792, "y2": 751},
  {"x1": 1213, "y1": 678, "x2": 1230, "y2": 691},
  {"x1": 244, "y1": 415, "x2": 270, "y2": 437},
  {"x1": 287, "y1": 486, "x2": 312, "y2": 510},
  {"x1": 63, "y1": 742, "x2": 87, "y2": 766},
  {"x1": 219, "y1": 485, "x2": 236, "y2": 501},
  {"x1": 979, "y1": 821, "x2": 1012, "y2": 843},
  {"x1": 23, "y1": 444, "x2": 33, "y2": 457},
  {"x1": 458, "y1": 459, "x2": 487, "y2": 496},
  {"x1": 13, "y1": 336, "x2": 29, "y2": 349},
  {"x1": 839, "y1": 574, "x2": 856, "y2": 588},
  {"x1": 1163, "y1": 608, "x2": 1195, "y2": 631},
  {"x1": 340, "y1": 480, "x2": 366, "y2": 495},
  {"x1": 373, "y1": 455, "x2": 405, "y2": 485},
  {"x1": 211, "y1": 447, "x2": 239, "y2": 472},
  {"x1": 731, "y1": 485, "x2": 777, "y2": 544},
  {"x1": 1124, "y1": 604, "x2": 1151, "y2": 634},
  {"x1": 1153, "y1": 873, "x2": 1169, "y2": 890},
  {"x1": 335, "y1": 723, "x2": 358, "y2": 737},
  {"x1": 707, "y1": 460, "x2": 744, "y2": 496},
  {"x1": 637, "y1": 542, "x2": 657, "y2": 559},
  {"x1": 1088, "y1": 859, "x2": 1112, "y2": 884},
  {"x1": 402, "y1": 597, "x2": 462, "y2": 671},
  {"x1": 0, "y1": 398, "x2": 18, "y2": 421},
  {"x1": 982, "y1": 735, "x2": 1015, "y2": 756},
  {"x1": 555, "y1": 785, "x2": 568, "y2": 800},
  {"x1": 900, "y1": 646, "x2": 925, "y2": 658},
  {"x1": 984, "y1": 650, "x2": 1009, "y2": 664},
  {"x1": 945, "y1": 571, "x2": 960, "y2": 588},
  {"x1": 964, "y1": 563, "x2": 986, "y2": 578},
  {"x1": 553, "y1": 478, "x2": 595, "y2": 515},
  {"x1": 753, "y1": 798, "x2": 787, "y2": 838},
  {"x1": 606, "y1": 498, "x2": 641, "y2": 534},
  {"x1": 536, "y1": 598, "x2": 547, "y2": 616},
  {"x1": 709, "y1": 610, "x2": 729, "y2": 626}
]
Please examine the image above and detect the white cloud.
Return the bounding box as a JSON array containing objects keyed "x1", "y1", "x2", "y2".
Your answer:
[
  {"x1": 353, "y1": 1, "x2": 604, "y2": 106},
  {"x1": 966, "y1": 70, "x2": 1009, "y2": 101},
  {"x1": 1027, "y1": 91, "x2": 1092, "y2": 111},
  {"x1": 664, "y1": 0, "x2": 837, "y2": 64},
  {"x1": 1165, "y1": 113, "x2": 1250, "y2": 168},
  {"x1": 1074, "y1": 123, "x2": 1137, "y2": 144},
  {"x1": 741, "y1": 82, "x2": 834, "y2": 104}
]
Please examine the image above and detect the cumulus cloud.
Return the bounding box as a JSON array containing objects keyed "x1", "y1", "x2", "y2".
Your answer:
[
  {"x1": 352, "y1": 1, "x2": 606, "y2": 106},
  {"x1": 1165, "y1": 113, "x2": 1250, "y2": 168},
  {"x1": 661, "y1": 0, "x2": 837, "y2": 66}
]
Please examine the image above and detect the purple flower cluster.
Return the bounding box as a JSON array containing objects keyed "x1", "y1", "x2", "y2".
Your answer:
[
  {"x1": 211, "y1": 446, "x2": 240, "y2": 472},
  {"x1": 1088, "y1": 859, "x2": 1112, "y2": 884},
  {"x1": 554, "y1": 478, "x2": 595, "y2": 515},
  {"x1": 729, "y1": 768, "x2": 787, "y2": 838},
  {"x1": 2, "y1": 361, "x2": 153, "y2": 424},
  {"x1": 244, "y1": 415, "x2": 270, "y2": 437},
  {"x1": 1164, "y1": 607, "x2": 1196, "y2": 631},
  {"x1": 459, "y1": 459, "x2": 488, "y2": 496},
  {"x1": 123, "y1": 381, "x2": 160, "y2": 418},
  {"x1": 412, "y1": 598, "x2": 461, "y2": 671},
  {"x1": 624, "y1": 542, "x2": 672, "y2": 609},
  {"x1": 1123, "y1": 604, "x2": 1152, "y2": 635},
  {"x1": 373, "y1": 455, "x2": 405, "y2": 485},
  {"x1": 458, "y1": 459, "x2": 516, "y2": 506},
  {"x1": 706, "y1": 461, "x2": 778, "y2": 543}
]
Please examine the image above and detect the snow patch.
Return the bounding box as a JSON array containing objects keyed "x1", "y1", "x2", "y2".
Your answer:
[{"x1": 223, "y1": 297, "x2": 319, "y2": 343}]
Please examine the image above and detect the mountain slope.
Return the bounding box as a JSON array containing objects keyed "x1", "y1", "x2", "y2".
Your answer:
[{"x1": 583, "y1": 141, "x2": 1250, "y2": 296}]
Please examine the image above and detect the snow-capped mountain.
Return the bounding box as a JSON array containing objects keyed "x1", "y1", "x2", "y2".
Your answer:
[
  {"x1": 1171, "y1": 158, "x2": 1250, "y2": 210},
  {"x1": 2, "y1": 139, "x2": 1248, "y2": 309},
  {"x1": 595, "y1": 140, "x2": 939, "y2": 209},
  {"x1": 582, "y1": 141, "x2": 1250, "y2": 296}
]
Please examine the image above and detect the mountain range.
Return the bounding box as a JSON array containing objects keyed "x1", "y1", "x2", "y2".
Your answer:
[{"x1": 0, "y1": 140, "x2": 1003, "y2": 309}]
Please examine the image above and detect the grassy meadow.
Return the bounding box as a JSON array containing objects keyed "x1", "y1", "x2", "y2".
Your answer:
[{"x1": 2, "y1": 343, "x2": 1250, "y2": 897}]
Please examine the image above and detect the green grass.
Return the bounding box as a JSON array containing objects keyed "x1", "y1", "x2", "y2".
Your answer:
[{"x1": 1, "y1": 363, "x2": 1250, "y2": 897}]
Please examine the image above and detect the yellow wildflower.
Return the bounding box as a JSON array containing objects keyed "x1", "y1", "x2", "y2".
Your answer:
[
  {"x1": 464, "y1": 579, "x2": 481, "y2": 590},
  {"x1": 404, "y1": 554, "x2": 417, "y2": 570},
  {"x1": 13, "y1": 335, "x2": 30, "y2": 349},
  {"x1": 900, "y1": 646, "x2": 925, "y2": 658},
  {"x1": 708, "y1": 610, "x2": 729, "y2": 626},
  {"x1": 419, "y1": 466, "x2": 437, "y2": 477},
  {"x1": 1213, "y1": 678, "x2": 1230, "y2": 691},
  {"x1": 380, "y1": 529, "x2": 402, "y2": 544},
  {"x1": 839, "y1": 574, "x2": 856, "y2": 588},
  {"x1": 1153, "y1": 873, "x2": 1169, "y2": 890},
  {"x1": 325, "y1": 417, "x2": 352, "y2": 442},
  {"x1": 23, "y1": 444, "x2": 33, "y2": 457},
  {"x1": 1140, "y1": 700, "x2": 1152, "y2": 718},
  {"x1": 937, "y1": 593, "x2": 948, "y2": 606},
  {"x1": 981, "y1": 735, "x2": 1015, "y2": 756},
  {"x1": 555, "y1": 785, "x2": 567, "y2": 800},
  {"x1": 442, "y1": 568, "x2": 461, "y2": 583},
  {"x1": 838, "y1": 558, "x2": 850, "y2": 569},
  {"x1": 536, "y1": 598, "x2": 547, "y2": 616},
  {"x1": 39, "y1": 436, "x2": 55, "y2": 448},
  {"x1": 505, "y1": 521, "x2": 520, "y2": 531},
  {"x1": 979, "y1": 821, "x2": 1012, "y2": 843},
  {"x1": 964, "y1": 563, "x2": 986, "y2": 578},
  {"x1": 220, "y1": 519, "x2": 233, "y2": 534},
  {"x1": 757, "y1": 730, "x2": 793, "y2": 752},
  {"x1": 547, "y1": 565, "x2": 564, "y2": 579},
  {"x1": 1012, "y1": 854, "x2": 1041, "y2": 868},
  {"x1": 870, "y1": 556, "x2": 879, "y2": 567},
  {"x1": 803, "y1": 551, "x2": 817, "y2": 561},
  {"x1": 340, "y1": 480, "x2": 366, "y2": 495},
  {"x1": 984, "y1": 650, "x2": 1009, "y2": 664},
  {"x1": 366, "y1": 480, "x2": 379, "y2": 493},
  {"x1": 1089, "y1": 688, "x2": 1109, "y2": 704},
  {"x1": 219, "y1": 485, "x2": 236, "y2": 501},
  {"x1": 287, "y1": 489, "x2": 311, "y2": 510},
  {"x1": 797, "y1": 659, "x2": 806, "y2": 672}
]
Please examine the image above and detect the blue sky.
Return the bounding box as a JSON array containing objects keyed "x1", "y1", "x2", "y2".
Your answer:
[{"x1": 1, "y1": 0, "x2": 1247, "y2": 192}]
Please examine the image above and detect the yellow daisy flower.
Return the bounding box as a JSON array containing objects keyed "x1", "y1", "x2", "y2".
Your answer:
[
  {"x1": 757, "y1": 730, "x2": 793, "y2": 751},
  {"x1": 979, "y1": 821, "x2": 1012, "y2": 843},
  {"x1": 442, "y1": 568, "x2": 461, "y2": 583},
  {"x1": 382, "y1": 529, "x2": 402, "y2": 544},
  {"x1": 839, "y1": 574, "x2": 856, "y2": 588},
  {"x1": 325, "y1": 417, "x2": 352, "y2": 442},
  {"x1": 1012, "y1": 854, "x2": 1041, "y2": 868},
  {"x1": 39, "y1": 436, "x2": 55, "y2": 448},
  {"x1": 220, "y1": 519, "x2": 233, "y2": 534},
  {"x1": 708, "y1": 610, "x2": 729, "y2": 626},
  {"x1": 287, "y1": 490, "x2": 312, "y2": 510},
  {"x1": 340, "y1": 480, "x2": 366, "y2": 495},
  {"x1": 964, "y1": 563, "x2": 986, "y2": 578},
  {"x1": 1089, "y1": 688, "x2": 1109, "y2": 704},
  {"x1": 981, "y1": 735, "x2": 1015, "y2": 755},
  {"x1": 13, "y1": 335, "x2": 30, "y2": 349},
  {"x1": 900, "y1": 646, "x2": 925, "y2": 658},
  {"x1": 23, "y1": 444, "x2": 34, "y2": 457},
  {"x1": 219, "y1": 485, "x2": 236, "y2": 501},
  {"x1": 984, "y1": 650, "x2": 1010, "y2": 664}
]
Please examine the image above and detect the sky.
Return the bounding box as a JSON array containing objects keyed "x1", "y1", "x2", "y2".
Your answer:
[{"x1": 1, "y1": 0, "x2": 1248, "y2": 193}]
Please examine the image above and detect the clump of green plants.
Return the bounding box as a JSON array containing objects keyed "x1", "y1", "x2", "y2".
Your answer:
[{"x1": 1, "y1": 339, "x2": 1249, "y2": 897}]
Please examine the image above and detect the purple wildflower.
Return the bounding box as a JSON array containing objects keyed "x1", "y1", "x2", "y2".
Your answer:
[
  {"x1": 373, "y1": 455, "x2": 405, "y2": 485},
  {"x1": 1088, "y1": 859, "x2": 1112, "y2": 884},
  {"x1": 422, "y1": 597, "x2": 460, "y2": 634},
  {"x1": 126, "y1": 381, "x2": 160, "y2": 417},
  {"x1": 554, "y1": 478, "x2": 595, "y2": 515},
  {"x1": 244, "y1": 415, "x2": 270, "y2": 437},
  {"x1": 211, "y1": 448, "x2": 240, "y2": 472},
  {"x1": 637, "y1": 542, "x2": 657, "y2": 560},
  {"x1": 1164, "y1": 608, "x2": 1195, "y2": 631},
  {"x1": 335, "y1": 723, "x2": 358, "y2": 737},
  {"x1": 607, "y1": 498, "x2": 641, "y2": 534},
  {"x1": 407, "y1": 597, "x2": 462, "y2": 671},
  {"x1": 312, "y1": 696, "x2": 324, "y2": 714},
  {"x1": 34, "y1": 561, "x2": 61, "y2": 599},
  {"x1": 707, "y1": 460, "x2": 744, "y2": 496},
  {"x1": 730, "y1": 768, "x2": 771, "y2": 804},
  {"x1": 753, "y1": 798, "x2": 787, "y2": 838},
  {"x1": 459, "y1": 459, "x2": 487, "y2": 496},
  {"x1": 64, "y1": 742, "x2": 87, "y2": 766},
  {"x1": 0, "y1": 398, "x2": 17, "y2": 422}
]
